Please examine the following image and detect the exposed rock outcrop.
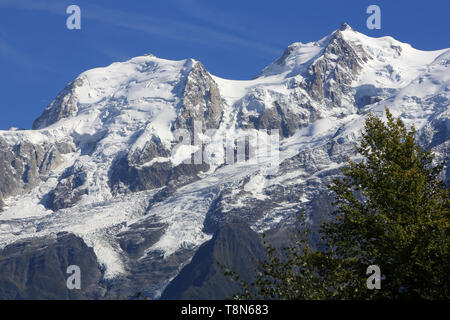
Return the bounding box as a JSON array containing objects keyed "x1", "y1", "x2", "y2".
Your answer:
[
  {"x1": 0, "y1": 137, "x2": 72, "y2": 211},
  {"x1": 0, "y1": 232, "x2": 104, "y2": 299},
  {"x1": 45, "y1": 162, "x2": 88, "y2": 211},
  {"x1": 32, "y1": 78, "x2": 84, "y2": 130},
  {"x1": 174, "y1": 61, "x2": 223, "y2": 131},
  {"x1": 160, "y1": 223, "x2": 266, "y2": 300}
]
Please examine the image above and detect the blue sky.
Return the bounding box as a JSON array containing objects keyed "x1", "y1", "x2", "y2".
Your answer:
[{"x1": 0, "y1": 0, "x2": 448, "y2": 130}]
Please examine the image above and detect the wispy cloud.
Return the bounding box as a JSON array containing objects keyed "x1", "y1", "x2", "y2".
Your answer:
[
  {"x1": 0, "y1": 0, "x2": 281, "y2": 55},
  {"x1": 167, "y1": 0, "x2": 273, "y2": 43},
  {"x1": 0, "y1": 36, "x2": 56, "y2": 73}
]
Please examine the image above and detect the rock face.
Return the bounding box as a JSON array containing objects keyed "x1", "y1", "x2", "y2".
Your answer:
[
  {"x1": 0, "y1": 24, "x2": 448, "y2": 299},
  {"x1": 0, "y1": 233, "x2": 104, "y2": 299},
  {"x1": 108, "y1": 61, "x2": 221, "y2": 195},
  {"x1": 160, "y1": 223, "x2": 266, "y2": 300},
  {"x1": 32, "y1": 78, "x2": 83, "y2": 130},
  {"x1": 239, "y1": 28, "x2": 369, "y2": 138},
  {"x1": 45, "y1": 163, "x2": 89, "y2": 210},
  {"x1": 0, "y1": 137, "x2": 71, "y2": 211},
  {"x1": 305, "y1": 29, "x2": 368, "y2": 107},
  {"x1": 109, "y1": 135, "x2": 173, "y2": 194},
  {"x1": 0, "y1": 137, "x2": 18, "y2": 209},
  {"x1": 174, "y1": 61, "x2": 223, "y2": 131}
]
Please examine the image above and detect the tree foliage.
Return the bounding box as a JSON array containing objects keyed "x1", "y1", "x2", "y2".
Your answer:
[{"x1": 226, "y1": 108, "x2": 449, "y2": 299}]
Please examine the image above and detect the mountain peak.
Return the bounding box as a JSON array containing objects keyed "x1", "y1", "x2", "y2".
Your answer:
[
  {"x1": 339, "y1": 22, "x2": 353, "y2": 31},
  {"x1": 257, "y1": 23, "x2": 358, "y2": 78}
]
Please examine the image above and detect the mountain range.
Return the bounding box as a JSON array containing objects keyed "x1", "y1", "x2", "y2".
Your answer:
[{"x1": 0, "y1": 23, "x2": 448, "y2": 299}]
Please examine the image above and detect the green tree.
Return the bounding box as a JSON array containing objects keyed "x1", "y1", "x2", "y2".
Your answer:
[{"x1": 226, "y1": 108, "x2": 449, "y2": 299}]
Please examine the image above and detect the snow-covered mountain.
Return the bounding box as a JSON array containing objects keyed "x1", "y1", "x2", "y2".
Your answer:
[{"x1": 0, "y1": 23, "x2": 448, "y2": 299}]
